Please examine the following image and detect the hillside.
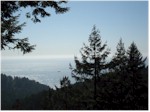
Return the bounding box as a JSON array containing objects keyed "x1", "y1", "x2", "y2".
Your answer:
[
  {"x1": 2, "y1": 67, "x2": 148, "y2": 110},
  {"x1": 1, "y1": 74, "x2": 50, "y2": 110}
]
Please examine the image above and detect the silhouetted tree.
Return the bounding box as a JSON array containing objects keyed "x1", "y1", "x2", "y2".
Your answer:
[
  {"x1": 1, "y1": 14, "x2": 36, "y2": 54},
  {"x1": 60, "y1": 76, "x2": 71, "y2": 109},
  {"x1": 60, "y1": 76, "x2": 71, "y2": 88},
  {"x1": 126, "y1": 42, "x2": 147, "y2": 109},
  {"x1": 70, "y1": 25, "x2": 110, "y2": 105},
  {"x1": 106, "y1": 39, "x2": 128, "y2": 108},
  {"x1": 109, "y1": 38, "x2": 127, "y2": 73},
  {"x1": 126, "y1": 42, "x2": 146, "y2": 73},
  {"x1": 1, "y1": 1, "x2": 69, "y2": 54}
]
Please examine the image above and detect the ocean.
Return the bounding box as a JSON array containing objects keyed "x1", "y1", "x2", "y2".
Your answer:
[
  {"x1": 2, "y1": 56, "x2": 148, "y2": 89},
  {"x1": 1, "y1": 57, "x2": 76, "y2": 88}
]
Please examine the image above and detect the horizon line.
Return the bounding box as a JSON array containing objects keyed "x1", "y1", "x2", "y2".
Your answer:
[{"x1": 1, "y1": 55, "x2": 79, "y2": 60}]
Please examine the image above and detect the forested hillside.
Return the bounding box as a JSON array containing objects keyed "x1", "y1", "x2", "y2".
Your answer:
[
  {"x1": 1, "y1": 66, "x2": 148, "y2": 110},
  {"x1": 1, "y1": 74, "x2": 50, "y2": 110}
]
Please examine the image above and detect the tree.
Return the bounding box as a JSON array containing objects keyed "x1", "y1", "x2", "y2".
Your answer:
[
  {"x1": 60, "y1": 76, "x2": 71, "y2": 88},
  {"x1": 60, "y1": 76, "x2": 71, "y2": 109},
  {"x1": 126, "y1": 42, "x2": 146, "y2": 73},
  {"x1": 126, "y1": 42, "x2": 147, "y2": 108},
  {"x1": 1, "y1": 1, "x2": 69, "y2": 54},
  {"x1": 109, "y1": 38, "x2": 127, "y2": 73},
  {"x1": 107, "y1": 39, "x2": 128, "y2": 108},
  {"x1": 70, "y1": 25, "x2": 110, "y2": 104},
  {"x1": 1, "y1": 15, "x2": 36, "y2": 54}
]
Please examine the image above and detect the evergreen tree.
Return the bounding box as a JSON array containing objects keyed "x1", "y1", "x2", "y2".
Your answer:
[
  {"x1": 60, "y1": 76, "x2": 71, "y2": 88},
  {"x1": 1, "y1": 1, "x2": 69, "y2": 54},
  {"x1": 108, "y1": 39, "x2": 128, "y2": 108},
  {"x1": 126, "y1": 42, "x2": 147, "y2": 109},
  {"x1": 70, "y1": 25, "x2": 110, "y2": 103},
  {"x1": 126, "y1": 42, "x2": 146, "y2": 73},
  {"x1": 1, "y1": 15, "x2": 35, "y2": 54},
  {"x1": 110, "y1": 38, "x2": 127, "y2": 73}
]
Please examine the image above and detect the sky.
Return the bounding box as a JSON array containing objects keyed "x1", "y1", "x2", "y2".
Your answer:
[{"x1": 1, "y1": 1, "x2": 148, "y2": 59}]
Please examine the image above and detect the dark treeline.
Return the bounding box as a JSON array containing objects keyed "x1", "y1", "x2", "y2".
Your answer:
[
  {"x1": 1, "y1": 74, "x2": 50, "y2": 110},
  {"x1": 1, "y1": 26, "x2": 148, "y2": 110},
  {"x1": 2, "y1": 67, "x2": 148, "y2": 110}
]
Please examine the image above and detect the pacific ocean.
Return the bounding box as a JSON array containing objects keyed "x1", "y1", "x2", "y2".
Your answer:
[{"x1": 1, "y1": 57, "x2": 75, "y2": 88}]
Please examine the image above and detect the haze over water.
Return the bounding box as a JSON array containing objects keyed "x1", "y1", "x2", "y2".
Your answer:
[{"x1": 1, "y1": 56, "x2": 75, "y2": 88}]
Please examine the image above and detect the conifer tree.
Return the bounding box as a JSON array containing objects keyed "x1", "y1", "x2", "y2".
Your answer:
[
  {"x1": 110, "y1": 38, "x2": 127, "y2": 73},
  {"x1": 126, "y1": 42, "x2": 147, "y2": 108},
  {"x1": 126, "y1": 42, "x2": 146, "y2": 73},
  {"x1": 70, "y1": 25, "x2": 110, "y2": 102},
  {"x1": 1, "y1": 15, "x2": 35, "y2": 54}
]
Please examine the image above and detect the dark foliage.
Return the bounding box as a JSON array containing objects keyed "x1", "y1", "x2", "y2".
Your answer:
[
  {"x1": 70, "y1": 26, "x2": 110, "y2": 106},
  {"x1": 126, "y1": 42, "x2": 147, "y2": 73},
  {"x1": 1, "y1": 1, "x2": 69, "y2": 54},
  {"x1": 70, "y1": 25, "x2": 110, "y2": 82},
  {"x1": 1, "y1": 74, "x2": 49, "y2": 110},
  {"x1": 109, "y1": 38, "x2": 127, "y2": 73},
  {"x1": 4, "y1": 66, "x2": 147, "y2": 110},
  {"x1": 1, "y1": 67, "x2": 148, "y2": 110},
  {"x1": 60, "y1": 76, "x2": 71, "y2": 88}
]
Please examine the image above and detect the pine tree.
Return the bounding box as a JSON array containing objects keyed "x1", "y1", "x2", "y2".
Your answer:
[
  {"x1": 110, "y1": 38, "x2": 127, "y2": 73},
  {"x1": 126, "y1": 42, "x2": 146, "y2": 73},
  {"x1": 70, "y1": 25, "x2": 110, "y2": 103},
  {"x1": 108, "y1": 39, "x2": 128, "y2": 108},
  {"x1": 126, "y1": 42, "x2": 147, "y2": 109}
]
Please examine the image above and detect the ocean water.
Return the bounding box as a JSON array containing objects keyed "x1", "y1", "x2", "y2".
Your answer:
[
  {"x1": 2, "y1": 56, "x2": 147, "y2": 89},
  {"x1": 1, "y1": 57, "x2": 75, "y2": 88}
]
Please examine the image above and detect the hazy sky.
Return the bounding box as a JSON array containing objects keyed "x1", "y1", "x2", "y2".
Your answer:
[{"x1": 2, "y1": 1, "x2": 148, "y2": 59}]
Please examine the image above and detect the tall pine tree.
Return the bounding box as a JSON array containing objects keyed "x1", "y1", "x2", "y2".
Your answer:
[
  {"x1": 70, "y1": 25, "x2": 110, "y2": 103},
  {"x1": 126, "y1": 42, "x2": 147, "y2": 109}
]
